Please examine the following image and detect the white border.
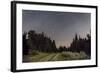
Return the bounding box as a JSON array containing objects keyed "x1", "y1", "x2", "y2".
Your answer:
[{"x1": 16, "y1": 3, "x2": 96, "y2": 70}]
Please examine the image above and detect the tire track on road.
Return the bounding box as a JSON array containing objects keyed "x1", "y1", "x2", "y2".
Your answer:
[
  {"x1": 39, "y1": 54, "x2": 56, "y2": 61},
  {"x1": 51, "y1": 53, "x2": 60, "y2": 61}
]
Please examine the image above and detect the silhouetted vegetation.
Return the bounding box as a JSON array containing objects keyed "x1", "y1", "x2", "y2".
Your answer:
[
  {"x1": 23, "y1": 32, "x2": 29, "y2": 55},
  {"x1": 23, "y1": 30, "x2": 91, "y2": 62},
  {"x1": 69, "y1": 33, "x2": 91, "y2": 56},
  {"x1": 23, "y1": 30, "x2": 57, "y2": 54}
]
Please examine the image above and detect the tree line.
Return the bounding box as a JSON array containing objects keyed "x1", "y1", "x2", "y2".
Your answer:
[
  {"x1": 23, "y1": 30, "x2": 91, "y2": 56},
  {"x1": 69, "y1": 33, "x2": 91, "y2": 56}
]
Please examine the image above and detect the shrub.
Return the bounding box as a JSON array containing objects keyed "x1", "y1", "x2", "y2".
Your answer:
[
  {"x1": 61, "y1": 51, "x2": 88, "y2": 60},
  {"x1": 30, "y1": 50, "x2": 39, "y2": 55}
]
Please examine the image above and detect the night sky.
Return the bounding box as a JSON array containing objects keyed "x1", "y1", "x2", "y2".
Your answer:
[{"x1": 22, "y1": 10, "x2": 90, "y2": 48}]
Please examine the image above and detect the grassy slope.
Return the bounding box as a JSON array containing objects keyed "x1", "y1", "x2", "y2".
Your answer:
[{"x1": 23, "y1": 51, "x2": 89, "y2": 63}]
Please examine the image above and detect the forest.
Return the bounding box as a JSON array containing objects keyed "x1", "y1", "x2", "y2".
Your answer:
[{"x1": 23, "y1": 30, "x2": 91, "y2": 62}]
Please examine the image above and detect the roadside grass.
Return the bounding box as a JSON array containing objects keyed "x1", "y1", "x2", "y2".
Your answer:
[{"x1": 23, "y1": 51, "x2": 89, "y2": 62}]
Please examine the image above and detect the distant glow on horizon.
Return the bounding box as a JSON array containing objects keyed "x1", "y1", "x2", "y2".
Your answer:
[{"x1": 22, "y1": 10, "x2": 90, "y2": 48}]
